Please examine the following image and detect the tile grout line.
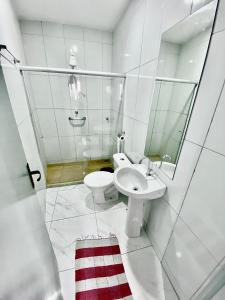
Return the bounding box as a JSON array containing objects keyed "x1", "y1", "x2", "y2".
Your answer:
[
  {"x1": 59, "y1": 266, "x2": 75, "y2": 273},
  {"x1": 121, "y1": 245, "x2": 152, "y2": 256},
  {"x1": 48, "y1": 188, "x2": 59, "y2": 232},
  {"x1": 160, "y1": 258, "x2": 181, "y2": 299}
]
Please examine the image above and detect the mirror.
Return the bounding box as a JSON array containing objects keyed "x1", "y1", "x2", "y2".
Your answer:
[{"x1": 145, "y1": 0, "x2": 217, "y2": 179}]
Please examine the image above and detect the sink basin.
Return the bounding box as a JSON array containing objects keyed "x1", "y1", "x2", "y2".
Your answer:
[
  {"x1": 114, "y1": 166, "x2": 166, "y2": 238},
  {"x1": 114, "y1": 167, "x2": 148, "y2": 199},
  {"x1": 114, "y1": 165, "x2": 166, "y2": 200}
]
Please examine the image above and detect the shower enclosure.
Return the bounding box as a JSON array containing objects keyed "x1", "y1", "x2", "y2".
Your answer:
[{"x1": 20, "y1": 67, "x2": 125, "y2": 187}]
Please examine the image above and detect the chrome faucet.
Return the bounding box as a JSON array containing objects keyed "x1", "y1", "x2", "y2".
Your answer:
[
  {"x1": 139, "y1": 156, "x2": 153, "y2": 176},
  {"x1": 159, "y1": 154, "x2": 172, "y2": 168}
]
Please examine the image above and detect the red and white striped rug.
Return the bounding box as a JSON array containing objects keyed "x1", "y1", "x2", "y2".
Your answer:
[{"x1": 75, "y1": 236, "x2": 133, "y2": 300}]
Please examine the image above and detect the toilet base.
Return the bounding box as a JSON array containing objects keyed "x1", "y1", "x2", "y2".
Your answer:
[
  {"x1": 92, "y1": 186, "x2": 118, "y2": 204},
  {"x1": 105, "y1": 186, "x2": 119, "y2": 202},
  {"x1": 92, "y1": 189, "x2": 106, "y2": 204}
]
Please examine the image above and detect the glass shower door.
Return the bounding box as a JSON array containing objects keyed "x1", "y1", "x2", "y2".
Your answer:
[{"x1": 22, "y1": 71, "x2": 117, "y2": 186}]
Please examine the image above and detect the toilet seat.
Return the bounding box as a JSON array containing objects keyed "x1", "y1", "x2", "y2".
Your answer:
[{"x1": 84, "y1": 171, "x2": 113, "y2": 189}]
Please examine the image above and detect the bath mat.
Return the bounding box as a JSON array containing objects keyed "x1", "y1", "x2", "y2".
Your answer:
[{"x1": 75, "y1": 236, "x2": 133, "y2": 300}]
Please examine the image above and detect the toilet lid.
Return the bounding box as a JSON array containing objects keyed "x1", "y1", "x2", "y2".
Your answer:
[{"x1": 84, "y1": 171, "x2": 113, "y2": 188}]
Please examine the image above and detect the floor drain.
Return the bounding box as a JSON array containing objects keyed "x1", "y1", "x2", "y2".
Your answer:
[{"x1": 133, "y1": 187, "x2": 138, "y2": 191}]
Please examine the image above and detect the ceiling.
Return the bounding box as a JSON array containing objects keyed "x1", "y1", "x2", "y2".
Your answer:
[
  {"x1": 163, "y1": 0, "x2": 217, "y2": 44},
  {"x1": 11, "y1": 0, "x2": 130, "y2": 31}
]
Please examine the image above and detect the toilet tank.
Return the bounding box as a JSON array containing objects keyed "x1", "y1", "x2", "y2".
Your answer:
[{"x1": 113, "y1": 153, "x2": 132, "y2": 169}]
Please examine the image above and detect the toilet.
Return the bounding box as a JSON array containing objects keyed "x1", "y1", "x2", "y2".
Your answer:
[{"x1": 84, "y1": 153, "x2": 131, "y2": 204}]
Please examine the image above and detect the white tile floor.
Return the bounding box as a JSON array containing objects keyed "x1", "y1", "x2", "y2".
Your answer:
[{"x1": 45, "y1": 184, "x2": 178, "y2": 300}]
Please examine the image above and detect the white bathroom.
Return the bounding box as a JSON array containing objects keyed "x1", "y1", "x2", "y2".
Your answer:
[{"x1": 0, "y1": 0, "x2": 225, "y2": 299}]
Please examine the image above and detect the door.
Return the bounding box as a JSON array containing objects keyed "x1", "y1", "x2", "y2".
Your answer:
[{"x1": 0, "y1": 67, "x2": 62, "y2": 299}]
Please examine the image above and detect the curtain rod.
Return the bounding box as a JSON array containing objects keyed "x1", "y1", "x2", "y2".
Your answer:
[
  {"x1": 155, "y1": 76, "x2": 198, "y2": 85},
  {"x1": 19, "y1": 65, "x2": 126, "y2": 79}
]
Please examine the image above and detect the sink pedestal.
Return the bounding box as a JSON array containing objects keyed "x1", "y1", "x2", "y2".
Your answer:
[
  {"x1": 114, "y1": 165, "x2": 166, "y2": 238},
  {"x1": 125, "y1": 197, "x2": 144, "y2": 238}
]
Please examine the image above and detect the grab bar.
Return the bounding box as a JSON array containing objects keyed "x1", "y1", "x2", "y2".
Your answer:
[{"x1": 68, "y1": 116, "x2": 86, "y2": 121}]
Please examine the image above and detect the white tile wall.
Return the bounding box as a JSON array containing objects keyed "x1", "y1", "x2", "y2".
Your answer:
[
  {"x1": 55, "y1": 109, "x2": 74, "y2": 137},
  {"x1": 89, "y1": 135, "x2": 103, "y2": 159},
  {"x1": 141, "y1": 0, "x2": 164, "y2": 64},
  {"x1": 102, "y1": 79, "x2": 112, "y2": 109},
  {"x1": 124, "y1": 68, "x2": 139, "y2": 119},
  {"x1": 180, "y1": 148, "x2": 225, "y2": 263},
  {"x1": 112, "y1": 1, "x2": 224, "y2": 299},
  {"x1": 42, "y1": 21, "x2": 63, "y2": 37},
  {"x1": 75, "y1": 135, "x2": 90, "y2": 160},
  {"x1": 102, "y1": 135, "x2": 113, "y2": 157},
  {"x1": 102, "y1": 110, "x2": 111, "y2": 134},
  {"x1": 63, "y1": 24, "x2": 83, "y2": 40},
  {"x1": 113, "y1": 0, "x2": 146, "y2": 73},
  {"x1": 21, "y1": 20, "x2": 113, "y2": 164},
  {"x1": 186, "y1": 30, "x2": 225, "y2": 146},
  {"x1": 86, "y1": 78, "x2": 102, "y2": 109},
  {"x1": 102, "y1": 44, "x2": 112, "y2": 72},
  {"x1": 23, "y1": 34, "x2": 47, "y2": 66},
  {"x1": 59, "y1": 136, "x2": 76, "y2": 161},
  {"x1": 30, "y1": 74, "x2": 53, "y2": 108},
  {"x1": 84, "y1": 28, "x2": 102, "y2": 43},
  {"x1": 102, "y1": 31, "x2": 113, "y2": 45},
  {"x1": 37, "y1": 109, "x2": 58, "y2": 137},
  {"x1": 123, "y1": 116, "x2": 134, "y2": 153},
  {"x1": 85, "y1": 42, "x2": 102, "y2": 71},
  {"x1": 162, "y1": 140, "x2": 201, "y2": 213},
  {"x1": 49, "y1": 75, "x2": 71, "y2": 109},
  {"x1": 20, "y1": 20, "x2": 42, "y2": 35},
  {"x1": 132, "y1": 120, "x2": 148, "y2": 155},
  {"x1": 205, "y1": 83, "x2": 225, "y2": 155},
  {"x1": 88, "y1": 110, "x2": 103, "y2": 135},
  {"x1": 43, "y1": 137, "x2": 61, "y2": 162},
  {"x1": 162, "y1": 218, "x2": 217, "y2": 299},
  {"x1": 136, "y1": 60, "x2": 157, "y2": 123},
  {"x1": 44, "y1": 36, "x2": 67, "y2": 68},
  {"x1": 146, "y1": 198, "x2": 178, "y2": 259}
]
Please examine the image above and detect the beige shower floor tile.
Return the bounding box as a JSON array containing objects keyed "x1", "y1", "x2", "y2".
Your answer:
[{"x1": 47, "y1": 159, "x2": 113, "y2": 187}]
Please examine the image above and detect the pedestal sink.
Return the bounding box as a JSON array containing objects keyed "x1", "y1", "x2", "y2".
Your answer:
[{"x1": 114, "y1": 166, "x2": 166, "y2": 238}]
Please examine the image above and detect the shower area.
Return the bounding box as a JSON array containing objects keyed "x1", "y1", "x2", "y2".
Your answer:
[{"x1": 19, "y1": 21, "x2": 125, "y2": 187}]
